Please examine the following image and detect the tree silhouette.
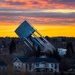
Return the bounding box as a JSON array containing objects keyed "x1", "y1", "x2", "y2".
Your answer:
[
  {"x1": 66, "y1": 42, "x2": 74, "y2": 58},
  {"x1": 53, "y1": 49, "x2": 61, "y2": 61},
  {"x1": 45, "y1": 51, "x2": 53, "y2": 57},
  {"x1": 9, "y1": 39, "x2": 16, "y2": 54}
]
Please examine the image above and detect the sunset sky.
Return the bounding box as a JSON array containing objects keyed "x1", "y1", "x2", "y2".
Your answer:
[{"x1": 0, "y1": 0, "x2": 75, "y2": 37}]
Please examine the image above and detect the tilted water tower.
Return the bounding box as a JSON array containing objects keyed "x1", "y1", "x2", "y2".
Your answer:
[{"x1": 15, "y1": 20, "x2": 55, "y2": 54}]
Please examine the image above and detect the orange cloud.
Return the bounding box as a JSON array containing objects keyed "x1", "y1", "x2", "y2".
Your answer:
[
  {"x1": 0, "y1": 0, "x2": 75, "y2": 9},
  {"x1": 0, "y1": 14, "x2": 75, "y2": 26}
]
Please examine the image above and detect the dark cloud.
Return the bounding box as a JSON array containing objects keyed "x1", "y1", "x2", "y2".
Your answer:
[
  {"x1": 51, "y1": 18, "x2": 75, "y2": 25},
  {"x1": 61, "y1": 0, "x2": 75, "y2": 2},
  {"x1": 32, "y1": 1, "x2": 39, "y2": 4},
  {"x1": 0, "y1": 15, "x2": 23, "y2": 24},
  {"x1": 0, "y1": 11, "x2": 75, "y2": 25},
  {"x1": 60, "y1": 0, "x2": 75, "y2": 6},
  {"x1": 0, "y1": 12, "x2": 75, "y2": 18},
  {"x1": 0, "y1": 0, "x2": 5, "y2": 2},
  {"x1": 0, "y1": 8, "x2": 28, "y2": 11},
  {"x1": 47, "y1": 0, "x2": 75, "y2": 3},
  {"x1": 40, "y1": 0, "x2": 75, "y2": 9},
  {"x1": 5, "y1": 1, "x2": 26, "y2": 5},
  {"x1": 0, "y1": 0, "x2": 75, "y2": 9}
]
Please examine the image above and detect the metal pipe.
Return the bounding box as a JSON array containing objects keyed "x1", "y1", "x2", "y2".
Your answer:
[
  {"x1": 35, "y1": 29, "x2": 55, "y2": 50},
  {"x1": 24, "y1": 41, "x2": 33, "y2": 51},
  {"x1": 25, "y1": 38, "x2": 33, "y2": 46},
  {"x1": 32, "y1": 33, "x2": 45, "y2": 47}
]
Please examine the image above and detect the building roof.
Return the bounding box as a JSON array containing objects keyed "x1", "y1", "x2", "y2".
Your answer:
[
  {"x1": 69, "y1": 59, "x2": 75, "y2": 69},
  {"x1": 13, "y1": 54, "x2": 59, "y2": 63},
  {"x1": 18, "y1": 56, "x2": 28, "y2": 62},
  {"x1": 0, "y1": 61, "x2": 7, "y2": 66},
  {"x1": 27, "y1": 57, "x2": 59, "y2": 63},
  {"x1": 13, "y1": 56, "x2": 28, "y2": 63}
]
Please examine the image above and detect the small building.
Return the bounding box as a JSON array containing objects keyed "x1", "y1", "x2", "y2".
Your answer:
[
  {"x1": 58, "y1": 48, "x2": 67, "y2": 57},
  {"x1": 27, "y1": 57, "x2": 59, "y2": 73},
  {"x1": 0, "y1": 61, "x2": 7, "y2": 71},
  {"x1": 13, "y1": 56, "x2": 28, "y2": 72},
  {"x1": 67, "y1": 59, "x2": 75, "y2": 72}
]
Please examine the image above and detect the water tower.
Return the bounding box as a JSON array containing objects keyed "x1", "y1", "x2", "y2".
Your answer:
[{"x1": 15, "y1": 20, "x2": 55, "y2": 53}]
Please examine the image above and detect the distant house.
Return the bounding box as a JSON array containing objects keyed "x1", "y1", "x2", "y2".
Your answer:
[
  {"x1": 13, "y1": 56, "x2": 28, "y2": 72},
  {"x1": 0, "y1": 61, "x2": 7, "y2": 71},
  {"x1": 58, "y1": 48, "x2": 67, "y2": 57},
  {"x1": 27, "y1": 57, "x2": 59, "y2": 73},
  {"x1": 67, "y1": 59, "x2": 75, "y2": 72},
  {"x1": 12, "y1": 54, "x2": 60, "y2": 73}
]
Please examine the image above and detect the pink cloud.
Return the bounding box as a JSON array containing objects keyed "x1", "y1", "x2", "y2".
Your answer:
[{"x1": 0, "y1": 0, "x2": 75, "y2": 9}]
